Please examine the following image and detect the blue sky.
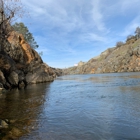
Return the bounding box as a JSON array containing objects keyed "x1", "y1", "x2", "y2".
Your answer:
[{"x1": 21, "y1": 0, "x2": 140, "y2": 68}]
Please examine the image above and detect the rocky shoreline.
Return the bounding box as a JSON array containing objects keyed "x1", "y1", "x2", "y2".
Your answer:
[
  {"x1": 0, "y1": 29, "x2": 63, "y2": 140},
  {"x1": 0, "y1": 119, "x2": 22, "y2": 140},
  {"x1": 0, "y1": 31, "x2": 62, "y2": 90}
]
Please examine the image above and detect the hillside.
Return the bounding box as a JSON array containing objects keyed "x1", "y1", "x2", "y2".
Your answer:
[{"x1": 63, "y1": 38, "x2": 140, "y2": 75}]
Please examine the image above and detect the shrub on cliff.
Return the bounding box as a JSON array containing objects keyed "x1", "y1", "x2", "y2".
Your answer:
[
  {"x1": 116, "y1": 41, "x2": 124, "y2": 48},
  {"x1": 126, "y1": 35, "x2": 135, "y2": 41},
  {"x1": 12, "y1": 22, "x2": 39, "y2": 49}
]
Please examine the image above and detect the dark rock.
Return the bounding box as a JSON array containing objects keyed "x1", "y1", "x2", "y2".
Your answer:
[
  {"x1": 18, "y1": 81, "x2": 25, "y2": 89},
  {"x1": 128, "y1": 49, "x2": 133, "y2": 56},
  {"x1": 0, "y1": 54, "x2": 15, "y2": 73},
  {"x1": 8, "y1": 71, "x2": 19, "y2": 86},
  {"x1": 0, "y1": 31, "x2": 62, "y2": 89},
  {"x1": 26, "y1": 63, "x2": 55, "y2": 84},
  {"x1": 0, "y1": 70, "x2": 6, "y2": 85},
  {"x1": 0, "y1": 83, "x2": 3, "y2": 88}
]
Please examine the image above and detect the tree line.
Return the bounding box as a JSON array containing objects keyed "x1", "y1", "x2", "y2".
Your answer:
[{"x1": 116, "y1": 27, "x2": 140, "y2": 47}]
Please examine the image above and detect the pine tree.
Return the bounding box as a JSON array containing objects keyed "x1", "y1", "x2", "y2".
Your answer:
[{"x1": 12, "y1": 22, "x2": 39, "y2": 49}]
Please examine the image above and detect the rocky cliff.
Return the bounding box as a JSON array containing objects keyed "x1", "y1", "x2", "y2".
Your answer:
[
  {"x1": 63, "y1": 38, "x2": 140, "y2": 75},
  {"x1": 0, "y1": 31, "x2": 62, "y2": 89}
]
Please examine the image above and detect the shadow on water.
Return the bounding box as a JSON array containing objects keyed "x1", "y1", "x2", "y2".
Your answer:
[
  {"x1": 19, "y1": 72, "x2": 140, "y2": 140},
  {"x1": 1, "y1": 72, "x2": 140, "y2": 140},
  {"x1": 0, "y1": 83, "x2": 51, "y2": 140}
]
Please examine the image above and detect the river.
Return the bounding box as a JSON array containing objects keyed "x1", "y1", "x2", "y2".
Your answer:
[{"x1": 0, "y1": 72, "x2": 140, "y2": 140}]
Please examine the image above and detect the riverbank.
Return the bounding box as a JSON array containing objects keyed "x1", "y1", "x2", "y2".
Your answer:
[
  {"x1": 0, "y1": 31, "x2": 62, "y2": 90},
  {"x1": 63, "y1": 38, "x2": 140, "y2": 75}
]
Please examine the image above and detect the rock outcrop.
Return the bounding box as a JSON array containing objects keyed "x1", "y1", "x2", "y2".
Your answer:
[
  {"x1": 0, "y1": 31, "x2": 62, "y2": 89},
  {"x1": 63, "y1": 38, "x2": 140, "y2": 75},
  {"x1": 78, "y1": 61, "x2": 85, "y2": 66}
]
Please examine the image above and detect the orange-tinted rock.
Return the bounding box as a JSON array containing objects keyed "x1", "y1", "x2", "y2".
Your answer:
[
  {"x1": 90, "y1": 69, "x2": 95, "y2": 74},
  {"x1": 8, "y1": 32, "x2": 34, "y2": 64},
  {"x1": 0, "y1": 31, "x2": 62, "y2": 89}
]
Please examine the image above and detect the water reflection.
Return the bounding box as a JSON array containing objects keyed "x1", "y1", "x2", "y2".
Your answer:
[
  {"x1": 1, "y1": 72, "x2": 140, "y2": 140},
  {"x1": 20, "y1": 72, "x2": 140, "y2": 140},
  {"x1": 0, "y1": 83, "x2": 50, "y2": 139}
]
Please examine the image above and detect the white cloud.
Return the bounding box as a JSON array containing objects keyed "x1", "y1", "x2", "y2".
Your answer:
[
  {"x1": 74, "y1": 64, "x2": 78, "y2": 66},
  {"x1": 81, "y1": 33, "x2": 107, "y2": 43},
  {"x1": 21, "y1": 0, "x2": 111, "y2": 63},
  {"x1": 20, "y1": 0, "x2": 140, "y2": 67},
  {"x1": 22, "y1": 0, "x2": 107, "y2": 38},
  {"x1": 121, "y1": 0, "x2": 140, "y2": 12},
  {"x1": 91, "y1": 0, "x2": 106, "y2": 31}
]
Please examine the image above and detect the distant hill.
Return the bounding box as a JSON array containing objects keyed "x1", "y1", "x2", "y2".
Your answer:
[{"x1": 63, "y1": 36, "x2": 140, "y2": 75}]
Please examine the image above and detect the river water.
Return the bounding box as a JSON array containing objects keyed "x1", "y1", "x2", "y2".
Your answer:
[{"x1": 1, "y1": 72, "x2": 140, "y2": 140}]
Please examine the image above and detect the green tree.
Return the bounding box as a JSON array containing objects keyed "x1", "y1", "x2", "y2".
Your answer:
[
  {"x1": 135, "y1": 26, "x2": 140, "y2": 39},
  {"x1": 12, "y1": 22, "x2": 39, "y2": 49}
]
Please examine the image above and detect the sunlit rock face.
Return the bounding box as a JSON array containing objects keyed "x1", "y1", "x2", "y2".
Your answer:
[
  {"x1": 78, "y1": 61, "x2": 85, "y2": 66},
  {"x1": 0, "y1": 31, "x2": 61, "y2": 89},
  {"x1": 63, "y1": 38, "x2": 140, "y2": 75}
]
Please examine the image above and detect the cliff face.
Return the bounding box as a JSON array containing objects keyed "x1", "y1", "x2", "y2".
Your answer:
[
  {"x1": 63, "y1": 38, "x2": 140, "y2": 75},
  {"x1": 0, "y1": 31, "x2": 62, "y2": 89}
]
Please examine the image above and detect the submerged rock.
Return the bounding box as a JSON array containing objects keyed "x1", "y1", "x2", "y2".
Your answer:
[
  {"x1": 0, "y1": 120, "x2": 8, "y2": 129},
  {"x1": 9, "y1": 127, "x2": 22, "y2": 137}
]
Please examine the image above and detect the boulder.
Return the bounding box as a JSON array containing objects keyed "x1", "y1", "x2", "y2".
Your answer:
[
  {"x1": 0, "y1": 70, "x2": 6, "y2": 85},
  {"x1": 8, "y1": 71, "x2": 19, "y2": 86},
  {"x1": 0, "y1": 54, "x2": 15, "y2": 73},
  {"x1": 26, "y1": 63, "x2": 55, "y2": 84}
]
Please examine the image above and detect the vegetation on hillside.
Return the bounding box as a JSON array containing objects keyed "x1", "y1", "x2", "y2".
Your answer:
[
  {"x1": 116, "y1": 41, "x2": 124, "y2": 48},
  {"x1": 12, "y1": 22, "x2": 39, "y2": 49},
  {"x1": 116, "y1": 26, "x2": 140, "y2": 48}
]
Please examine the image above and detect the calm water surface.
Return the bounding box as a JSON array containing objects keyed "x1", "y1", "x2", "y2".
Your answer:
[{"x1": 1, "y1": 72, "x2": 140, "y2": 140}]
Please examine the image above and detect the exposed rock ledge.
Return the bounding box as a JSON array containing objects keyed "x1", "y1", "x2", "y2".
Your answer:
[{"x1": 0, "y1": 31, "x2": 62, "y2": 89}]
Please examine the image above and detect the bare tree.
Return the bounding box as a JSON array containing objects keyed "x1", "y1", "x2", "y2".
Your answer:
[{"x1": 0, "y1": 0, "x2": 23, "y2": 51}]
